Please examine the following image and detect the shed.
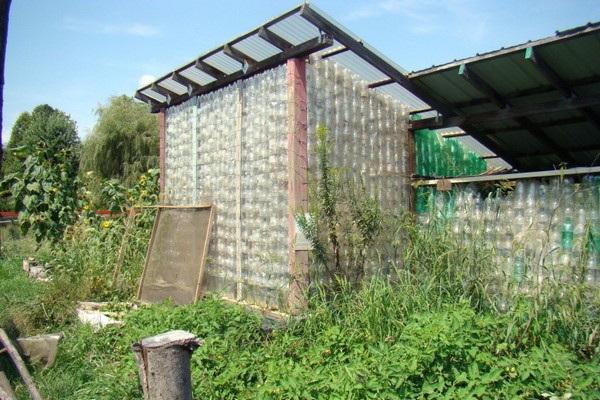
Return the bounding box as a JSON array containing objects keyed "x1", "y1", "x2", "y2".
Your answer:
[{"x1": 136, "y1": 4, "x2": 600, "y2": 307}]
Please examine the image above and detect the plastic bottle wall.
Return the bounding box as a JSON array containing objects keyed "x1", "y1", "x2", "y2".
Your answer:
[
  {"x1": 416, "y1": 176, "x2": 600, "y2": 288},
  {"x1": 163, "y1": 66, "x2": 289, "y2": 308},
  {"x1": 306, "y1": 57, "x2": 411, "y2": 215}
]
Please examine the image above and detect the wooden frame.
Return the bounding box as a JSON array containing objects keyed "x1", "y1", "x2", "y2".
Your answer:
[{"x1": 137, "y1": 205, "x2": 215, "y2": 305}]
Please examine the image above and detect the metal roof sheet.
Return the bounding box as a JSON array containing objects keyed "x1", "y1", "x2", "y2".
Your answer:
[
  {"x1": 135, "y1": 3, "x2": 433, "y2": 114},
  {"x1": 410, "y1": 21, "x2": 600, "y2": 172}
]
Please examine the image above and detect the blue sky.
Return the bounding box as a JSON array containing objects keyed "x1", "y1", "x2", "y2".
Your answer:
[{"x1": 3, "y1": 0, "x2": 599, "y2": 142}]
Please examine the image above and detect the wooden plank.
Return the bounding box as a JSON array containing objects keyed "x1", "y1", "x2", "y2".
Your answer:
[
  {"x1": 258, "y1": 26, "x2": 292, "y2": 50},
  {"x1": 410, "y1": 93, "x2": 600, "y2": 130},
  {"x1": 525, "y1": 47, "x2": 573, "y2": 98},
  {"x1": 223, "y1": 44, "x2": 257, "y2": 72},
  {"x1": 194, "y1": 59, "x2": 227, "y2": 80},
  {"x1": 0, "y1": 329, "x2": 44, "y2": 400},
  {"x1": 150, "y1": 84, "x2": 176, "y2": 106},
  {"x1": 320, "y1": 45, "x2": 349, "y2": 59},
  {"x1": 368, "y1": 78, "x2": 394, "y2": 89},
  {"x1": 159, "y1": 108, "x2": 166, "y2": 197},
  {"x1": 149, "y1": 35, "x2": 333, "y2": 112},
  {"x1": 287, "y1": 58, "x2": 309, "y2": 313},
  {"x1": 194, "y1": 206, "x2": 215, "y2": 301},
  {"x1": 171, "y1": 72, "x2": 200, "y2": 96},
  {"x1": 458, "y1": 63, "x2": 507, "y2": 108},
  {"x1": 134, "y1": 91, "x2": 161, "y2": 108}
]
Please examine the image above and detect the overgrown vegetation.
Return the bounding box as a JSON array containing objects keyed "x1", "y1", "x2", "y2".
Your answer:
[{"x1": 0, "y1": 122, "x2": 598, "y2": 398}]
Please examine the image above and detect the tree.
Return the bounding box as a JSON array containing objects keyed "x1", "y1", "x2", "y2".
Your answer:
[
  {"x1": 0, "y1": 0, "x2": 12, "y2": 171},
  {"x1": 80, "y1": 95, "x2": 159, "y2": 186},
  {"x1": 1, "y1": 104, "x2": 80, "y2": 242}
]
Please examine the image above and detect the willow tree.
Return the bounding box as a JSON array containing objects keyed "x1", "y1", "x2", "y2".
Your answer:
[{"x1": 81, "y1": 95, "x2": 159, "y2": 186}]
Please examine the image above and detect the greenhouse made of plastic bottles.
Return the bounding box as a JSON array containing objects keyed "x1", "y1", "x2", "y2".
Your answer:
[{"x1": 136, "y1": 3, "x2": 600, "y2": 309}]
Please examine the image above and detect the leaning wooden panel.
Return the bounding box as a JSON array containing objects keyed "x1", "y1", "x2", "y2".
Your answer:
[{"x1": 138, "y1": 205, "x2": 215, "y2": 305}]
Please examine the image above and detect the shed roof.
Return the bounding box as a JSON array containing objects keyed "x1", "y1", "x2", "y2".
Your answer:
[
  {"x1": 409, "y1": 22, "x2": 600, "y2": 172},
  {"x1": 135, "y1": 3, "x2": 432, "y2": 114},
  {"x1": 135, "y1": 4, "x2": 600, "y2": 174}
]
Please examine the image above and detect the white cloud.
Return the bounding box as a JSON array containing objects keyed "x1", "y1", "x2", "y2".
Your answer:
[
  {"x1": 138, "y1": 74, "x2": 156, "y2": 88},
  {"x1": 63, "y1": 17, "x2": 160, "y2": 37}
]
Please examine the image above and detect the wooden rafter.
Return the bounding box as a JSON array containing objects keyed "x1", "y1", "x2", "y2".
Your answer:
[
  {"x1": 320, "y1": 46, "x2": 349, "y2": 59},
  {"x1": 223, "y1": 44, "x2": 257, "y2": 72},
  {"x1": 411, "y1": 94, "x2": 600, "y2": 130},
  {"x1": 171, "y1": 72, "x2": 200, "y2": 96},
  {"x1": 194, "y1": 59, "x2": 227, "y2": 80},
  {"x1": 258, "y1": 26, "x2": 292, "y2": 50},
  {"x1": 525, "y1": 47, "x2": 573, "y2": 98},
  {"x1": 458, "y1": 64, "x2": 507, "y2": 109},
  {"x1": 148, "y1": 34, "x2": 333, "y2": 112},
  {"x1": 458, "y1": 62, "x2": 574, "y2": 164}
]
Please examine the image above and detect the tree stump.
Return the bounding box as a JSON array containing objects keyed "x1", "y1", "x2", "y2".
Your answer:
[{"x1": 132, "y1": 330, "x2": 203, "y2": 400}]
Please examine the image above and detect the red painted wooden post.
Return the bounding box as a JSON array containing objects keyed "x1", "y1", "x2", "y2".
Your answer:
[
  {"x1": 158, "y1": 107, "x2": 166, "y2": 202},
  {"x1": 287, "y1": 58, "x2": 309, "y2": 312}
]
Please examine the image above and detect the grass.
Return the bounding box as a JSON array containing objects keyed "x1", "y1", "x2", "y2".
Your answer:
[{"x1": 0, "y1": 209, "x2": 599, "y2": 399}]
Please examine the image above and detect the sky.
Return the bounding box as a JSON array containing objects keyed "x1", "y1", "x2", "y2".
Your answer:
[{"x1": 3, "y1": 0, "x2": 600, "y2": 143}]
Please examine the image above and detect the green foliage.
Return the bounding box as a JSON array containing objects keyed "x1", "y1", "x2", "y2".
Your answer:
[
  {"x1": 50, "y1": 170, "x2": 159, "y2": 301},
  {"x1": 5, "y1": 145, "x2": 80, "y2": 243},
  {"x1": 0, "y1": 105, "x2": 80, "y2": 242},
  {"x1": 296, "y1": 126, "x2": 382, "y2": 288},
  {"x1": 80, "y1": 95, "x2": 159, "y2": 187}
]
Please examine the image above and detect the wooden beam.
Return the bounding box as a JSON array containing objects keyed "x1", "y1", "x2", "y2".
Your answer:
[
  {"x1": 410, "y1": 94, "x2": 600, "y2": 130},
  {"x1": 514, "y1": 117, "x2": 575, "y2": 164},
  {"x1": 134, "y1": 91, "x2": 161, "y2": 108},
  {"x1": 171, "y1": 72, "x2": 200, "y2": 96},
  {"x1": 150, "y1": 35, "x2": 333, "y2": 112},
  {"x1": 320, "y1": 46, "x2": 349, "y2": 59},
  {"x1": 0, "y1": 329, "x2": 43, "y2": 400},
  {"x1": 458, "y1": 126, "x2": 524, "y2": 170},
  {"x1": 194, "y1": 59, "x2": 227, "y2": 80},
  {"x1": 525, "y1": 47, "x2": 573, "y2": 98},
  {"x1": 299, "y1": 4, "x2": 456, "y2": 118},
  {"x1": 223, "y1": 44, "x2": 257, "y2": 73},
  {"x1": 368, "y1": 78, "x2": 394, "y2": 89},
  {"x1": 458, "y1": 64, "x2": 508, "y2": 108},
  {"x1": 150, "y1": 84, "x2": 177, "y2": 106},
  {"x1": 287, "y1": 58, "x2": 308, "y2": 313},
  {"x1": 258, "y1": 26, "x2": 292, "y2": 50}
]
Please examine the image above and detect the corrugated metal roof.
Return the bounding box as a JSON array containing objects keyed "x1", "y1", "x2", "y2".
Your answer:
[
  {"x1": 135, "y1": 4, "x2": 599, "y2": 175},
  {"x1": 135, "y1": 3, "x2": 431, "y2": 113},
  {"x1": 410, "y1": 21, "x2": 600, "y2": 172}
]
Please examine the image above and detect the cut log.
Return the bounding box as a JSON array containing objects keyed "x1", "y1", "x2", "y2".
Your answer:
[{"x1": 132, "y1": 330, "x2": 203, "y2": 400}]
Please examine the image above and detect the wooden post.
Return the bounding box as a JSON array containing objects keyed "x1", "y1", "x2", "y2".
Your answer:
[
  {"x1": 0, "y1": 329, "x2": 43, "y2": 400},
  {"x1": 132, "y1": 330, "x2": 203, "y2": 400},
  {"x1": 159, "y1": 107, "x2": 166, "y2": 202},
  {"x1": 287, "y1": 58, "x2": 309, "y2": 313},
  {"x1": 0, "y1": 369, "x2": 17, "y2": 400}
]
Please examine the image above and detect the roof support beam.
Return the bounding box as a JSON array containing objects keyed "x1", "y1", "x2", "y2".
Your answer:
[
  {"x1": 458, "y1": 64, "x2": 508, "y2": 108},
  {"x1": 410, "y1": 94, "x2": 600, "y2": 130},
  {"x1": 194, "y1": 59, "x2": 227, "y2": 80},
  {"x1": 171, "y1": 72, "x2": 201, "y2": 96},
  {"x1": 299, "y1": 4, "x2": 456, "y2": 118},
  {"x1": 223, "y1": 44, "x2": 257, "y2": 73},
  {"x1": 258, "y1": 26, "x2": 292, "y2": 50},
  {"x1": 150, "y1": 84, "x2": 179, "y2": 106},
  {"x1": 514, "y1": 117, "x2": 575, "y2": 164},
  {"x1": 368, "y1": 78, "x2": 394, "y2": 89},
  {"x1": 458, "y1": 62, "x2": 574, "y2": 165},
  {"x1": 149, "y1": 34, "x2": 333, "y2": 112},
  {"x1": 134, "y1": 92, "x2": 162, "y2": 108},
  {"x1": 525, "y1": 47, "x2": 573, "y2": 98},
  {"x1": 320, "y1": 46, "x2": 349, "y2": 59}
]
